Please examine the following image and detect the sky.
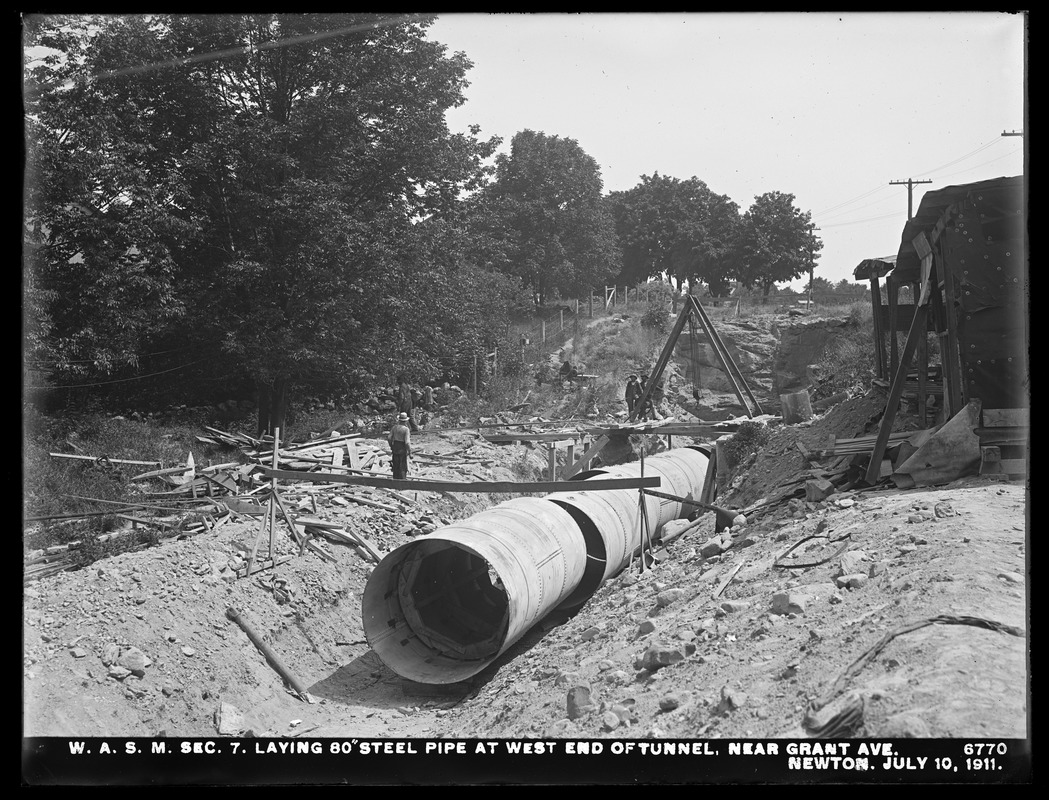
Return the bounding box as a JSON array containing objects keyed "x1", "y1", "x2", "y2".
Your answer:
[{"x1": 426, "y1": 11, "x2": 1027, "y2": 289}]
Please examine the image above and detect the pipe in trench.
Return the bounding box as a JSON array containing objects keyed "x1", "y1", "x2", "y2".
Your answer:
[{"x1": 362, "y1": 445, "x2": 711, "y2": 684}]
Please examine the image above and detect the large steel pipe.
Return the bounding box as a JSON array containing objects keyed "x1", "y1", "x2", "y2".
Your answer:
[
  {"x1": 552, "y1": 446, "x2": 709, "y2": 610},
  {"x1": 362, "y1": 497, "x2": 586, "y2": 684},
  {"x1": 362, "y1": 447, "x2": 709, "y2": 683}
]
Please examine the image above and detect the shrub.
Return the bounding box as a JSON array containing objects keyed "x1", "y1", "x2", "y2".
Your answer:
[
  {"x1": 640, "y1": 307, "x2": 670, "y2": 333},
  {"x1": 722, "y1": 421, "x2": 772, "y2": 467}
]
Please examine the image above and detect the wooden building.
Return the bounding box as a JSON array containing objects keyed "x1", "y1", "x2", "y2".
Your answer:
[{"x1": 856, "y1": 175, "x2": 1027, "y2": 482}]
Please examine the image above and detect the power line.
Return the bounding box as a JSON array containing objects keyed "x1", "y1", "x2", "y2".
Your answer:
[
  {"x1": 24, "y1": 357, "x2": 210, "y2": 389},
  {"x1": 36, "y1": 14, "x2": 429, "y2": 94}
]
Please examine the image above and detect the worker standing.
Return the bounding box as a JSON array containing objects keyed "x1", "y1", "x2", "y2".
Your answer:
[
  {"x1": 388, "y1": 412, "x2": 412, "y2": 479},
  {"x1": 625, "y1": 374, "x2": 641, "y2": 415}
]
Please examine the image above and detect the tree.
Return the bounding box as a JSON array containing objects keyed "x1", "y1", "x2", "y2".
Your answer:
[
  {"x1": 478, "y1": 130, "x2": 620, "y2": 304},
  {"x1": 607, "y1": 173, "x2": 740, "y2": 296},
  {"x1": 736, "y1": 191, "x2": 822, "y2": 300},
  {"x1": 24, "y1": 14, "x2": 501, "y2": 433}
]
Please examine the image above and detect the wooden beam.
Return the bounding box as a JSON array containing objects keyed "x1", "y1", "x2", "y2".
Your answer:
[
  {"x1": 887, "y1": 274, "x2": 900, "y2": 374},
  {"x1": 869, "y1": 276, "x2": 886, "y2": 379},
  {"x1": 483, "y1": 432, "x2": 581, "y2": 443},
  {"x1": 938, "y1": 235, "x2": 965, "y2": 413},
  {"x1": 864, "y1": 294, "x2": 932, "y2": 484},
  {"x1": 261, "y1": 468, "x2": 660, "y2": 493},
  {"x1": 50, "y1": 453, "x2": 162, "y2": 467},
  {"x1": 584, "y1": 423, "x2": 740, "y2": 436},
  {"x1": 689, "y1": 296, "x2": 763, "y2": 417}
]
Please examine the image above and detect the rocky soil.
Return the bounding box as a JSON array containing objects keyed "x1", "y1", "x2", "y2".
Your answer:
[{"x1": 22, "y1": 312, "x2": 1030, "y2": 784}]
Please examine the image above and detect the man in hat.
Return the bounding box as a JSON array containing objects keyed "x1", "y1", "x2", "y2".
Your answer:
[
  {"x1": 625, "y1": 374, "x2": 641, "y2": 416},
  {"x1": 388, "y1": 412, "x2": 412, "y2": 479}
]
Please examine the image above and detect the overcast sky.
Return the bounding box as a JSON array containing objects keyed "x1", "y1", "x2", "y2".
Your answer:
[{"x1": 427, "y1": 11, "x2": 1027, "y2": 289}]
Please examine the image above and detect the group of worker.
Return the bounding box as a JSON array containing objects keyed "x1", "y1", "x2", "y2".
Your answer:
[{"x1": 625, "y1": 373, "x2": 661, "y2": 420}]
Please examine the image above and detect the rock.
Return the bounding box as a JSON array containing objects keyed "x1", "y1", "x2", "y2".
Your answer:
[
  {"x1": 933, "y1": 502, "x2": 955, "y2": 518},
  {"x1": 997, "y1": 571, "x2": 1023, "y2": 584},
  {"x1": 655, "y1": 588, "x2": 685, "y2": 608},
  {"x1": 637, "y1": 620, "x2": 657, "y2": 636},
  {"x1": 835, "y1": 573, "x2": 868, "y2": 590},
  {"x1": 719, "y1": 600, "x2": 751, "y2": 614},
  {"x1": 772, "y1": 591, "x2": 811, "y2": 615},
  {"x1": 660, "y1": 519, "x2": 694, "y2": 541},
  {"x1": 107, "y1": 665, "x2": 132, "y2": 680},
  {"x1": 716, "y1": 686, "x2": 747, "y2": 715},
  {"x1": 117, "y1": 647, "x2": 151, "y2": 677},
  {"x1": 601, "y1": 711, "x2": 621, "y2": 730},
  {"x1": 659, "y1": 692, "x2": 688, "y2": 712},
  {"x1": 805, "y1": 478, "x2": 835, "y2": 502},
  {"x1": 70, "y1": 647, "x2": 87, "y2": 659},
  {"x1": 566, "y1": 686, "x2": 594, "y2": 720},
  {"x1": 641, "y1": 643, "x2": 686, "y2": 671},
  {"x1": 101, "y1": 643, "x2": 119, "y2": 666},
  {"x1": 837, "y1": 550, "x2": 868, "y2": 576},
  {"x1": 554, "y1": 671, "x2": 583, "y2": 687},
  {"x1": 215, "y1": 702, "x2": 245, "y2": 736},
  {"x1": 700, "y1": 537, "x2": 727, "y2": 559},
  {"x1": 579, "y1": 626, "x2": 602, "y2": 641}
]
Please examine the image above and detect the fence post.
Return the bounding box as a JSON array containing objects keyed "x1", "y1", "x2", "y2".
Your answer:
[
  {"x1": 493, "y1": 348, "x2": 498, "y2": 378},
  {"x1": 560, "y1": 309, "x2": 564, "y2": 331},
  {"x1": 588, "y1": 290, "x2": 593, "y2": 318},
  {"x1": 473, "y1": 354, "x2": 478, "y2": 397},
  {"x1": 541, "y1": 319, "x2": 546, "y2": 343}
]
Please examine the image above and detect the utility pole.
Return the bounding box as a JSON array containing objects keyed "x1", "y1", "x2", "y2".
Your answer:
[{"x1": 889, "y1": 178, "x2": 933, "y2": 221}]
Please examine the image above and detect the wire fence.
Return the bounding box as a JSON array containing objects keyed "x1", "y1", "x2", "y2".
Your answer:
[{"x1": 502, "y1": 285, "x2": 873, "y2": 379}]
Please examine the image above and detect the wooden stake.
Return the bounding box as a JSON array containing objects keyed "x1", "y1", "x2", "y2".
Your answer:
[{"x1": 268, "y1": 427, "x2": 280, "y2": 560}]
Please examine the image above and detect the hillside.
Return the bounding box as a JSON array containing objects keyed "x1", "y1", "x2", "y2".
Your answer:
[{"x1": 22, "y1": 306, "x2": 1030, "y2": 784}]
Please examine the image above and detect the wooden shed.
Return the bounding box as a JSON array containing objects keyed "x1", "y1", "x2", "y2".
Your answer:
[{"x1": 858, "y1": 175, "x2": 1027, "y2": 483}]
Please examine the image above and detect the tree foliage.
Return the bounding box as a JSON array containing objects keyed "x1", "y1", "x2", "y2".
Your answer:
[
  {"x1": 607, "y1": 173, "x2": 740, "y2": 297},
  {"x1": 736, "y1": 190, "x2": 822, "y2": 298},
  {"x1": 24, "y1": 13, "x2": 504, "y2": 431},
  {"x1": 476, "y1": 129, "x2": 620, "y2": 304}
]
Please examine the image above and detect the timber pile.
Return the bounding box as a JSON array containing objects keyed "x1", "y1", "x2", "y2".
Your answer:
[{"x1": 24, "y1": 504, "x2": 233, "y2": 582}]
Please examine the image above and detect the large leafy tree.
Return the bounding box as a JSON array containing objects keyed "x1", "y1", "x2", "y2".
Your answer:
[
  {"x1": 607, "y1": 173, "x2": 740, "y2": 296},
  {"x1": 24, "y1": 13, "x2": 501, "y2": 433},
  {"x1": 477, "y1": 129, "x2": 620, "y2": 304},
  {"x1": 736, "y1": 191, "x2": 822, "y2": 299}
]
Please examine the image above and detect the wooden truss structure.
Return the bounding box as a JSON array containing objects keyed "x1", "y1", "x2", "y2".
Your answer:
[{"x1": 566, "y1": 294, "x2": 762, "y2": 478}]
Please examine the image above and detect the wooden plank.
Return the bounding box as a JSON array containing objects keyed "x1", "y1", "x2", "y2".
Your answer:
[
  {"x1": 563, "y1": 434, "x2": 611, "y2": 479},
  {"x1": 864, "y1": 303, "x2": 930, "y2": 484},
  {"x1": 262, "y1": 467, "x2": 660, "y2": 493},
  {"x1": 887, "y1": 275, "x2": 900, "y2": 377},
  {"x1": 983, "y1": 408, "x2": 1029, "y2": 428},
  {"x1": 50, "y1": 453, "x2": 162, "y2": 467},
  {"x1": 939, "y1": 240, "x2": 965, "y2": 413},
  {"x1": 483, "y1": 432, "x2": 581, "y2": 443},
  {"x1": 870, "y1": 276, "x2": 885, "y2": 380},
  {"x1": 585, "y1": 423, "x2": 741, "y2": 436}
]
